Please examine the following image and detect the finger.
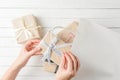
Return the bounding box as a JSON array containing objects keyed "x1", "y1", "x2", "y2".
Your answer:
[
  {"x1": 25, "y1": 39, "x2": 40, "y2": 47},
  {"x1": 25, "y1": 40, "x2": 40, "y2": 50},
  {"x1": 34, "y1": 52, "x2": 42, "y2": 55},
  {"x1": 68, "y1": 51, "x2": 77, "y2": 72},
  {"x1": 59, "y1": 52, "x2": 66, "y2": 69},
  {"x1": 65, "y1": 52, "x2": 73, "y2": 71},
  {"x1": 29, "y1": 47, "x2": 42, "y2": 56},
  {"x1": 69, "y1": 51, "x2": 80, "y2": 71},
  {"x1": 76, "y1": 56, "x2": 80, "y2": 71},
  {"x1": 31, "y1": 42, "x2": 40, "y2": 48}
]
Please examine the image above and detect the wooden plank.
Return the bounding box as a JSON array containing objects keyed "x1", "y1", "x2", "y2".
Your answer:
[
  {"x1": 0, "y1": 28, "x2": 15, "y2": 38},
  {"x1": 0, "y1": 66, "x2": 55, "y2": 76},
  {"x1": 0, "y1": 47, "x2": 20, "y2": 56},
  {"x1": 0, "y1": 18, "x2": 78, "y2": 28},
  {"x1": 0, "y1": 27, "x2": 62, "y2": 38},
  {"x1": 0, "y1": 56, "x2": 43, "y2": 66},
  {"x1": 0, "y1": 37, "x2": 20, "y2": 47},
  {"x1": 0, "y1": 9, "x2": 120, "y2": 18},
  {"x1": 0, "y1": 67, "x2": 55, "y2": 80},
  {"x1": 15, "y1": 76, "x2": 55, "y2": 80},
  {"x1": 1, "y1": 18, "x2": 120, "y2": 28},
  {"x1": 0, "y1": 76, "x2": 55, "y2": 80},
  {"x1": 0, "y1": 0, "x2": 119, "y2": 8}
]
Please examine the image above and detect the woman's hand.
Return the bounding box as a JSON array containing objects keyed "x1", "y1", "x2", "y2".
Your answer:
[
  {"x1": 56, "y1": 51, "x2": 80, "y2": 80},
  {"x1": 12, "y1": 39, "x2": 42, "y2": 69},
  {"x1": 1, "y1": 39, "x2": 42, "y2": 80}
]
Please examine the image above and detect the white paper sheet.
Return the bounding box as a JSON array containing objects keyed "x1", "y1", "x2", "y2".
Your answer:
[{"x1": 71, "y1": 19, "x2": 120, "y2": 80}]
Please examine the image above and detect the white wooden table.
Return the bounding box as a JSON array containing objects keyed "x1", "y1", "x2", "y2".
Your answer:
[{"x1": 0, "y1": 0, "x2": 120, "y2": 80}]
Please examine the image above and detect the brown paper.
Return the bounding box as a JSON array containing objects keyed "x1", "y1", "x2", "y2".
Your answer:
[
  {"x1": 43, "y1": 21, "x2": 78, "y2": 73},
  {"x1": 43, "y1": 62, "x2": 58, "y2": 73},
  {"x1": 12, "y1": 14, "x2": 41, "y2": 44},
  {"x1": 57, "y1": 21, "x2": 78, "y2": 43},
  {"x1": 39, "y1": 31, "x2": 71, "y2": 65}
]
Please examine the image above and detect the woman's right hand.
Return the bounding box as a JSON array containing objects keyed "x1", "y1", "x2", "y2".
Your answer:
[{"x1": 56, "y1": 51, "x2": 80, "y2": 80}]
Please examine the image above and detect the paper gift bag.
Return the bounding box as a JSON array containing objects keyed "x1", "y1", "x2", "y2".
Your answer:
[
  {"x1": 57, "y1": 21, "x2": 78, "y2": 43},
  {"x1": 38, "y1": 30, "x2": 71, "y2": 65},
  {"x1": 12, "y1": 15, "x2": 41, "y2": 44}
]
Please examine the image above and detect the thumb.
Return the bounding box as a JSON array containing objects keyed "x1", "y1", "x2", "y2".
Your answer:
[
  {"x1": 60, "y1": 53, "x2": 66, "y2": 69},
  {"x1": 29, "y1": 47, "x2": 41, "y2": 56}
]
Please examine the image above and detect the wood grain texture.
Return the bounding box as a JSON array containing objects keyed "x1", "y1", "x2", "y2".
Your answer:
[
  {"x1": 0, "y1": 0, "x2": 120, "y2": 8},
  {"x1": 0, "y1": 9, "x2": 120, "y2": 18},
  {"x1": 0, "y1": 0, "x2": 120, "y2": 80}
]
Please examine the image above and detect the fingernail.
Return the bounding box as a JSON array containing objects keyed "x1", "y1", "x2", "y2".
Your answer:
[{"x1": 40, "y1": 48, "x2": 42, "y2": 51}]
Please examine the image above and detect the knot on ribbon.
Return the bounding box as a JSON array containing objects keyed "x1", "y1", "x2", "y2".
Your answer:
[
  {"x1": 39, "y1": 33, "x2": 72, "y2": 63},
  {"x1": 15, "y1": 24, "x2": 40, "y2": 40},
  {"x1": 41, "y1": 37, "x2": 58, "y2": 63}
]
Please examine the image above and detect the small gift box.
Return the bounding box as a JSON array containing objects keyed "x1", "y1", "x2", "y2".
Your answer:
[
  {"x1": 38, "y1": 30, "x2": 71, "y2": 65},
  {"x1": 57, "y1": 21, "x2": 78, "y2": 43},
  {"x1": 12, "y1": 15, "x2": 41, "y2": 44}
]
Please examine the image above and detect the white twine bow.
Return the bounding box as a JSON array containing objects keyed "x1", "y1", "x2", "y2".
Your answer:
[
  {"x1": 39, "y1": 34, "x2": 72, "y2": 63},
  {"x1": 15, "y1": 24, "x2": 40, "y2": 40}
]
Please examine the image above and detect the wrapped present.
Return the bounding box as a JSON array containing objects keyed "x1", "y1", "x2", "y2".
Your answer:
[
  {"x1": 38, "y1": 30, "x2": 72, "y2": 65},
  {"x1": 57, "y1": 21, "x2": 78, "y2": 43},
  {"x1": 43, "y1": 61, "x2": 59, "y2": 73},
  {"x1": 12, "y1": 15, "x2": 41, "y2": 44},
  {"x1": 41, "y1": 21, "x2": 79, "y2": 73}
]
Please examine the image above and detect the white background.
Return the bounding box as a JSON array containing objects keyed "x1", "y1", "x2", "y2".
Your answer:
[{"x1": 0, "y1": 0, "x2": 120, "y2": 80}]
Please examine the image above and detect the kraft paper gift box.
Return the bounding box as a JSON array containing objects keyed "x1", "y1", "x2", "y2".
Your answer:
[
  {"x1": 43, "y1": 21, "x2": 79, "y2": 73},
  {"x1": 12, "y1": 15, "x2": 41, "y2": 44},
  {"x1": 43, "y1": 61, "x2": 59, "y2": 73},
  {"x1": 57, "y1": 21, "x2": 79, "y2": 43},
  {"x1": 38, "y1": 30, "x2": 71, "y2": 65}
]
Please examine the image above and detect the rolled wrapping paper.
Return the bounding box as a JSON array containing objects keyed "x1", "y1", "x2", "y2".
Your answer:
[{"x1": 12, "y1": 15, "x2": 41, "y2": 44}]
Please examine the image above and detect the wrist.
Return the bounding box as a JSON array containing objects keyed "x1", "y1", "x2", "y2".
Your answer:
[
  {"x1": 13, "y1": 54, "x2": 31, "y2": 68},
  {"x1": 10, "y1": 63, "x2": 23, "y2": 70},
  {"x1": 11, "y1": 58, "x2": 25, "y2": 70},
  {"x1": 56, "y1": 78, "x2": 70, "y2": 80},
  {"x1": 7, "y1": 64, "x2": 22, "y2": 75},
  {"x1": 57, "y1": 79, "x2": 70, "y2": 80}
]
